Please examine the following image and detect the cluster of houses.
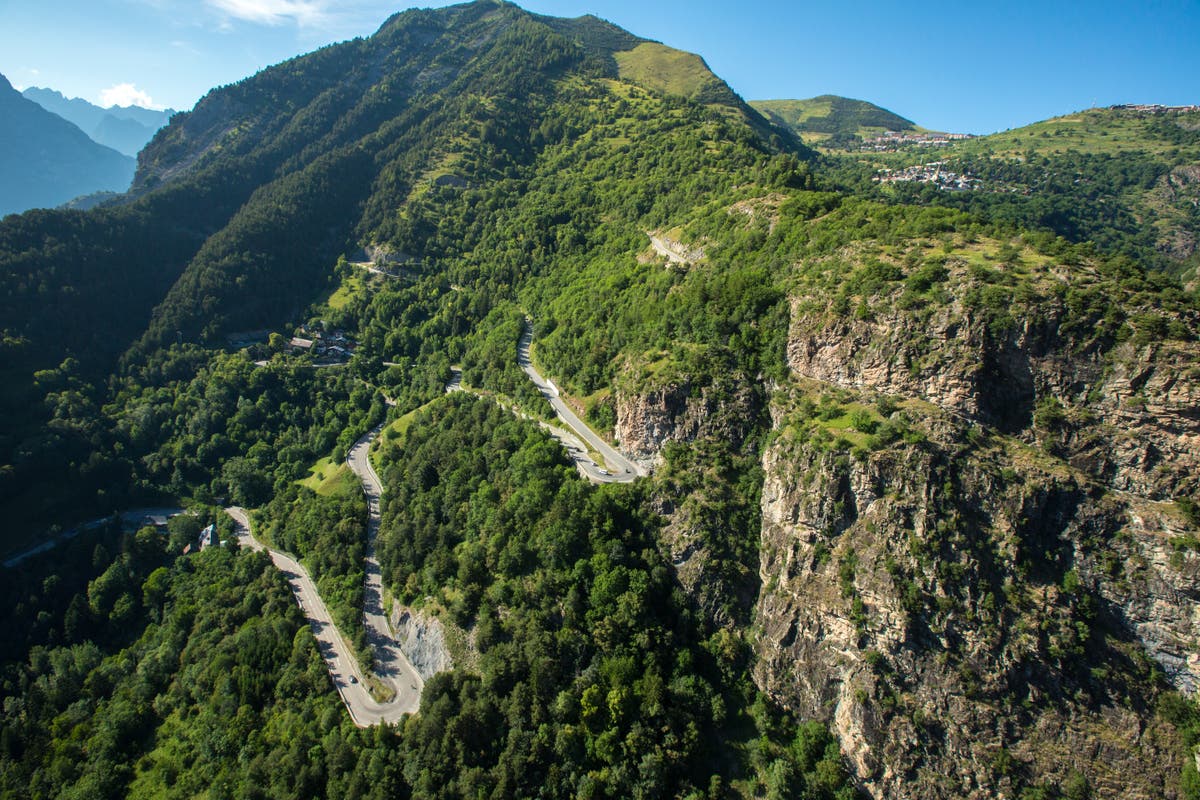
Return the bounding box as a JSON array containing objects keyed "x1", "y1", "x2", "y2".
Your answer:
[
  {"x1": 1109, "y1": 104, "x2": 1200, "y2": 115},
  {"x1": 875, "y1": 162, "x2": 983, "y2": 191},
  {"x1": 287, "y1": 324, "x2": 359, "y2": 362},
  {"x1": 856, "y1": 131, "x2": 975, "y2": 151}
]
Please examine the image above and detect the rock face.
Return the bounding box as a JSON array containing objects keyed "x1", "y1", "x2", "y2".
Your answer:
[
  {"x1": 753, "y1": 254, "x2": 1200, "y2": 798},
  {"x1": 614, "y1": 375, "x2": 761, "y2": 471},
  {"x1": 1079, "y1": 496, "x2": 1200, "y2": 695},
  {"x1": 1154, "y1": 165, "x2": 1200, "y2": 261},
  {"x1": 788, "y1": 297, "x2": 1200, "y2": 501},
  {"x1": 754, "y1": 416, "x2": 1189, "y2": 799},
  {"x1": 787, "y1": 304, "x2": 1037, "y2": 432},
  {"x1": 614, "y1": 365, "x2": 766, "y2": 625},
  {"x1": 391, "y1": 607, "x2": 453, "y2": 681}
]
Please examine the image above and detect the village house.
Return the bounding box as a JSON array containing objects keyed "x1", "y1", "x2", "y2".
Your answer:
[
  {"x1": 198, "y1": 524, "x2": 219, "y2": 550},
  {"x1": 875, "y1": 162, "x2": 983, "y2": 191}
]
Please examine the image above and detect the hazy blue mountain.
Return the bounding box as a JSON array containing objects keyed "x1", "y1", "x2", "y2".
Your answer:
[
  {"x1": 21, "y1": 86, "x2": 174, "y2": 156},
  {"x1": 0, "y1": 73, "x2": 134, "y2": 216},
  {"x1": 90, "y1": 113, "x2": 160, "y2": 156}
]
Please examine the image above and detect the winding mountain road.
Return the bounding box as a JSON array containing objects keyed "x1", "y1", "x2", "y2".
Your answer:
[
  {"x1": 346, "y1": 425, "x2": 424, "y2": 710},
  {"x1": 518, "y1": 321, "x2": 645, "y2": 483},
  {"x1": 227, "y1": 431, "x2": 422, "y2": 727},
  {"x1": 220, "y1": 322, "x2": 643, "y2": 725}
]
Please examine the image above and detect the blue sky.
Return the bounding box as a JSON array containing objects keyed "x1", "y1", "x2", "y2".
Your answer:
[{"x1": 1, "y1": 0, "x2": 1197, "y2": 134}]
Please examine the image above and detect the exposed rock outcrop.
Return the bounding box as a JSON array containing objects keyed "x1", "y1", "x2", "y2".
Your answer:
[
  {"x1": 788, "y1": 289, "x2": 1200, "y2": 500},
  {"x1": 645, "y1": 231, "x2": 706, "y2": 267},
  {"x1": 390, "y1": 607, "x2": 453, "y2": 681},
  {"x1": 753, "y1": 411, "x2": 1190, "y2": 798},
  {"x1": 614, "y1": 375, "x2": 761, "y2": 470}
]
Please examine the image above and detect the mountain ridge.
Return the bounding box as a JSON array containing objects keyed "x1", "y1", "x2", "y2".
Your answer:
[
  {"x1": 22, "y1": 85, "x2": 175, "y2": 156},
  {"x1": 0, "y1": 3, "x2": 1197, "y2": 799},
  {"x1": 0, "y1": 73, "x2": 135, "y2": 216},
  {"x1": 752, "y1": 94, "x2": 920, "y2": 144}
]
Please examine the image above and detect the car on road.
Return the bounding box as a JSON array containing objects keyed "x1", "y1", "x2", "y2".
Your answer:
[
  {"x1": 350, "y1": 675, "x2": 358, "y2": 684},
  {"x1": 598, "y1": 469, "x2": 610, "y2": 476}
]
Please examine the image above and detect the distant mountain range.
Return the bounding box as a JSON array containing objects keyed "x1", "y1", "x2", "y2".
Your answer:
[
  {"x1": 751, "y1": 95, "x2": 919, "y2": 144},
  {"x1": 0, "y1": 73, "x2": 134, "y2": 217},
  {"x1": 21, "y1": 86, "x2": 174, "y2": 156}
]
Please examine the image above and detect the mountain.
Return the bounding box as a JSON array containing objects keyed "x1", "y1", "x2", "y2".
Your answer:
[
  {"x1": 0, "y1": 73, "x2": 135, "y2": 216},
  {"x1": 90, "y1": 112, "x2": 167, "y2": 156},
  {"x1": 832, "y1": 104, "x2": 1200, "y2": 277},
  {"x1": 0, "y1": 3, "x2": 1198, "y2": 799},
  {"x1": 22, "y1": 86, "x2": 175, "y2": 156},
  {"x1": 752, "y1": 94, "x2": 919, "y2": 144}
]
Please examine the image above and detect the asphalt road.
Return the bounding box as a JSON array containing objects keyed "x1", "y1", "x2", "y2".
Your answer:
[
  {"x1": 346, "y1": 426, "x2": 425, "y2": 708},
  {"x1": 4, "y1": 507, "x2": 184, "y2": 568},
  {"x1": 518, "y1": 321, "x2": 644, "y2": 483},
  {"x1": 216, "y1": 321, "x2": 639, "y2": 723},
  {"x1": 227, "y1": 505, "x2": 420, "y2": 726},
  {"x1": 648, "y1": 233, "x2": 695, "y2": 266}
]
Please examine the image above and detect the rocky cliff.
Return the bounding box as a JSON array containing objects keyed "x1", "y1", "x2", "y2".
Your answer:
[
  {"x1": 614, "y1": 372, "x2": 761, "y2": 471},
  {"x1": 615, "y1": 234, "x2": 1200, "y2": 796},
  {"x1": 753, "y1": 388, "x2": 1192, "y2": 797},
  {"x1": 612, "y1": 355, "x2": 768, "y2": 624},
  {"x1": 752, "y1": 238, "x2": 1200, "y2": 797},
  {"x1": 391, "y1": 606, "x2": 454, "y2": 681},
  {"x1": 786, "y1": 250, "x2": 1200, "y2": 501}
]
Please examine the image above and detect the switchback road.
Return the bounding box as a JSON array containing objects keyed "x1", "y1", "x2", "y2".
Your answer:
[
  {"x1": 227, "y1": 502, "x2": 421, "y2": 726},
  {"x1": 346, "y1": 426, "x2": 425, "y2": 709},
  {"x1": 518, "y1": 320, "x2": 645, "y2": 483},
  {"x1": 212, "y1": 323, "x2": 643, "y2": 725}
]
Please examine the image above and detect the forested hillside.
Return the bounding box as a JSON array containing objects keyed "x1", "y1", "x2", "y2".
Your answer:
[
  {"x1": 822, "y1": 105, "x2": 1200, "y2": 279},
  {"x1": 1, "y1": 1, "x2": 1198, "y2": 798}
]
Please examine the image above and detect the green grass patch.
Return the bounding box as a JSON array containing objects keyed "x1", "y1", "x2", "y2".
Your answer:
[
  {"x1": 377, "y1": 397, "x2": 445, "y2": 452},
  {"x1": 380, "y1": 406, "x2": 422, "y2": 446},
  {"x1": 324, "y1": 270, "x2": 366, "y2": 311},
  {"x1": 296, "y1": 458, "x2": 357, "y2": 496},
  {"x1": 614, "y1": 42, "x2": 724, "y2": 101},
  {"x1": 814, "y1": 408, "x2": 874, "y2": 449}
]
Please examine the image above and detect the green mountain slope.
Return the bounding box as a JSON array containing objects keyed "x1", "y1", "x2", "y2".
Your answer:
[
  {"x1": 832, "y1": 105, "x2": 1200, "y2": 277},
  {"x1": 752, "y1": 95, "x2": 918, "y2": 144},
  {"x1": 118, "y1": 0, "x2": 795, "y2": 358},
  {"x1": 0, "y1": 3, "x2": 1198, "y2": 799}
]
